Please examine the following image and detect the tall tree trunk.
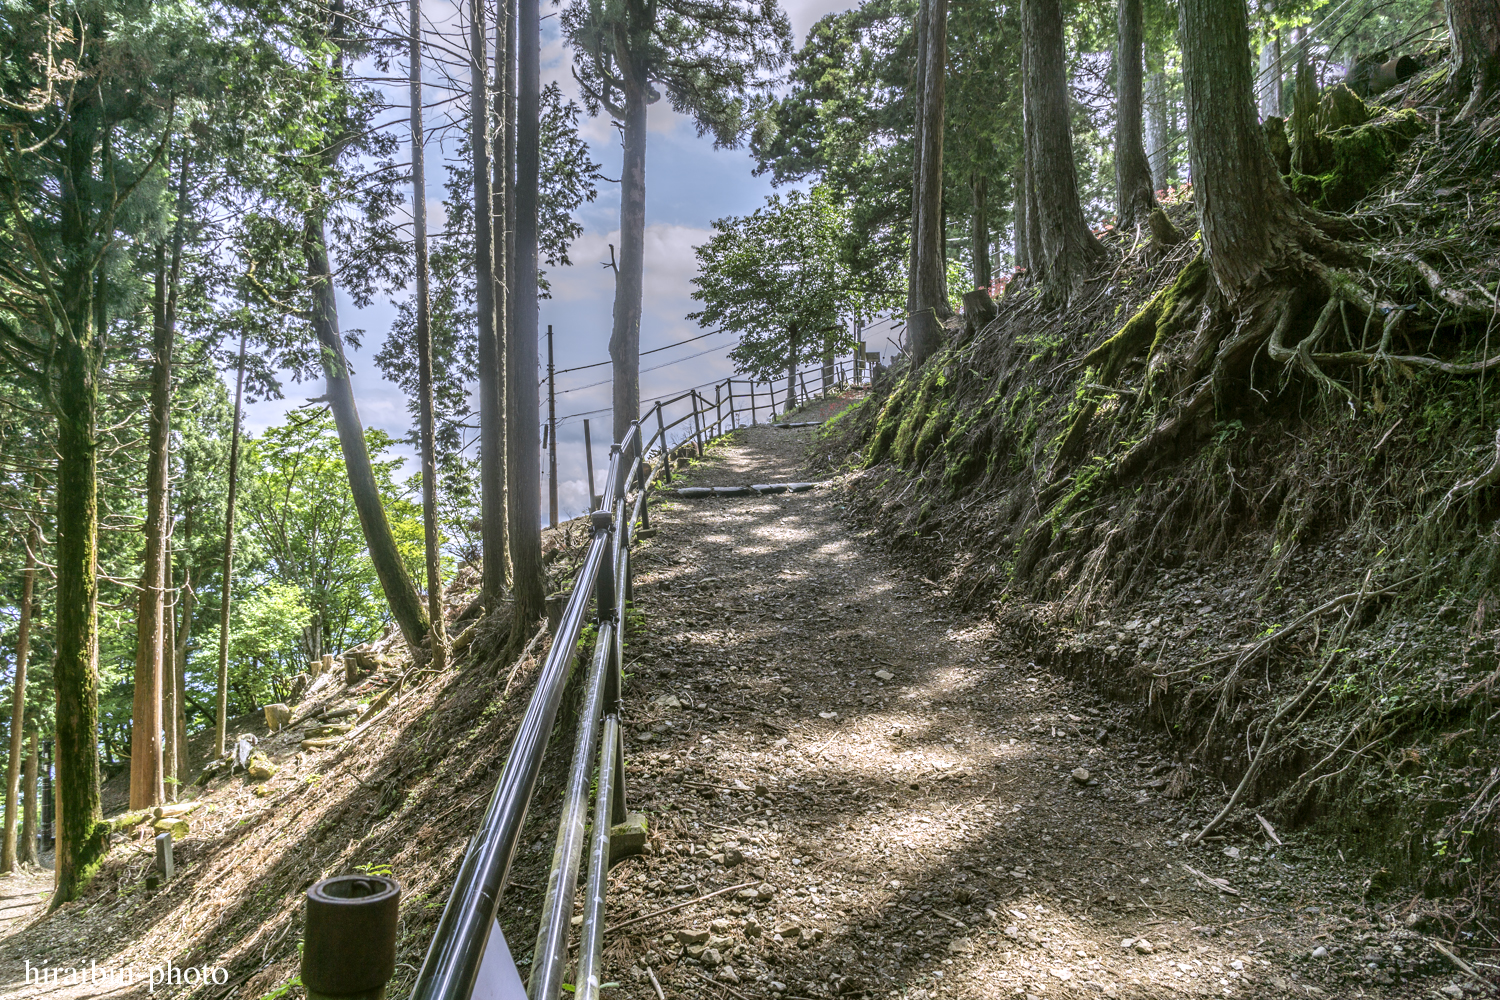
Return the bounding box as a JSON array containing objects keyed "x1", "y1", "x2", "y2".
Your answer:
[
  {"x1": 785, "y1": 324, "x2": 800, "y2": 413},
  {"x1": 215, "y1": 334, "x2": 246, "y2": 758},
  {"x1": 1446, "y1": 0, "x2": 1500, "y2": 117},
  {"x1": 611, "y1": 85, "x2": 648, "y2": 445},
  {"x1": 509, "y1": 0, "x2": 544, "y2": 633},
  {"x1": 1022, "y1": 0, "x2": 1106, "y2": 303},
  {"x1": 167, "y1": 532, "x2": 190, "y2": 801},
  {"x1": 1013, "y1": 164, "x2": 1031, "y2": 275},
  {"x1": 412, "y1": 0, "x2": 449, "y2": 672},
  {"x1": 970, "y1": 173, "x2": 990, "y2": 290},
  {"x1": 1257, "y1": 27, "x2": 1284, "y2": 117},
  {"x1": 1145, "y1": 65, "x2": 1172, "y2": 190},
  {"x1": 304, "y1": 219, "x2": 430, "y2": 652},
  {"x1": 18, "y1": 733, "x2": 36, "y2": 866},
  {"x1": 474, "y1": 0, "x2": 507, "y2": 605},
  {"x1": 909, "y1": 0, "x2": 951, "y2": 367},
  {"x1": 906, "y1": 0, "x2": 930, "y2": 325},
  {"x1": 2, "y1": 522, "x2": 37, "y2": 872},
  {"x1": 54, "y1": 327, "x2": 106, "y2": 904},
  {"x1": 1115, "y1": 0, "x2": 1156, "y2": 230},
  {"x1": 131, "y1": 228, "x2": 182, "y2": 810},
  {"x1": 498, "y1": 0, "x2": 516, "y2": 582},
  {"x1": 1181, "y1": 0, "x2": 1302, "y2": 300}
]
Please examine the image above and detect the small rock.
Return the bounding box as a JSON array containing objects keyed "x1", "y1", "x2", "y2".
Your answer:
[
  {"x1": 743, "y1": 919, "x2": 762, "y2": 938},
  {"x1": 818, "y1": 711, "x2": 838, "y2": 720},
  {"x1": 1050, "y1": 968, "x2": 1072, "y2": 980},
  {"x1": 873, "y1": 669, "x2": 894, "y2": 681},
  {"x1": 246, "y1": 755, "x2": 278, "y2": 781},
  {"x1": 773, "y1": 920, "x2": 802, "y2": 937},
  {"x1": 653, "y1": 694, "x2": 682, "y2": 709},
  {"x1": 1133, "y1": 939, "x2": 1154, "y2": 954},
  {"x1": 1071, "y1": 768, "x2": 1091, "y2": 785},
  {"x1": 676, "y1": 929, "x2": 710, "y2": 945},
  {"x1": 1311, "y1": 946, "x2": 1327, "y2": 959},
  {"x1": 718, "y1": 966, "x2": 740, "y2": 984},
  {"x1": 756, "y1": 882, "x2": 775, "y2": 897},
  {"x1": 1004, "y1": 925, "x2": 1020, "y2": 940},
  {"x1": 1223, "y1": 846, "x2": 1241, "y2": 859},
  {"x1": 754, "y1": 783, "x2": 769, "y2": 797},
  {"x1": 701, "y1": 948, "x2": 722, "y2": 968},
  {"x1": 1230, "y1": 960, "x2": 1244, "y2": 971},
  {"x1": 1120, "y1": 938, "x2": 1136, "y2": 949},
  {"x1": 710, "y1": 919, "x2": 732, "y2": 933},
  {"x1": 723, "y1": 847, "x2": 745, "y2": 867},
  {"x1": 769, "y1": 982, "x2": 787, "y2": 994},
  {"x1": 1441, "y1": 985, "x2": 1464, "y2": 998},
  {"x1": 947, "y1": 938, "x2": 974, "y2": 955}
]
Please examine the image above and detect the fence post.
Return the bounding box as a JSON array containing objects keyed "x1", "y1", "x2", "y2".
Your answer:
[
  {"x1": 726, "y1": 380, "x2": 737, "y2": 431},
  {"x1": 634, "y1": 420, "x2": 649, "y2": 531},
  {"x1": 714, "y1": 383, "x2": 723, "y2": 437},
  {"x1": 583, "y1": 418, "x2": 599, "y2": 511},
  {"x1": 691, "y1": 392, "x2": 705, "y2": 456},
  {"x1": 655, "y1": 402, "x2": 671, "y2": 483},
  {"x1": 592, "y1": 509, "x2": 615, "y2": 622},
  {"x1": 749, "y1": 381, "x2": 757, "y2": 425},
  {"x1": 800, "y1": 372, "x2": 809, "y2": 406}
]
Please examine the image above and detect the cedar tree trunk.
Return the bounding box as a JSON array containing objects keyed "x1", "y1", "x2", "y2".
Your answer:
[
  {"x1": 18, "y1": 733, "x2": 36, "y2": 866},
  {"x1": 1145, "y1": 67, "x2": 1171, "y2": 190},
  {"x1": 475, "y1": 0, "x2": 508, "y2": 604},
  {"x1": 1022, "y1": 0, "x2": 1105, "y2": 302},
  {"x1": 971, "y1": 173, "x2": 991, "y2": 290},
  {"x1": 214, "y1": 334, "x2": 246, "y2": 758},
  {"x1": 2, "y1": 522, "x2": 37, "y2": 871},
  {"x1": 909, "y1": 0, "x2": 951, "y2": 367},
  {"x1": 1446, "y1": 0, "x2": 1500, "y2": 117},
  {"x1": 509, "y1": 0, "x2": 544, "y2": 632},
  {"x1": 611, "y1": 84, "x2": 648, "y2": 445},
  {"x1": 1115, "y1": 0, "x2": 1156, "y2": 229},
  {"x1": 1180, "y1": 0, "x2": 1303, "y2": 300},
  {"x1": 413, "y1": 0, "x2": 449, "y2": 670}
]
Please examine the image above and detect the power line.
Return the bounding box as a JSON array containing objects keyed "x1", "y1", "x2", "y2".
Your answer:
[
  {"x1": 553, "y1": 341, "x2": 734, "y2": 396},
  {"x1": 545, "y1": 329, "x2": 732, "y2": 380}
]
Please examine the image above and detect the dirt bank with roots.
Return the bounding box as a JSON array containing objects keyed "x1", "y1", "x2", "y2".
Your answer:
[{"x1": 812, "y1": 83, "x2": 1500, "y2": 941}]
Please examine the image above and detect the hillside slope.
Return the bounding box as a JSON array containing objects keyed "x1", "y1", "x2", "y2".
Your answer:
[{"x1": 813, "y1": 89, "x2": 1500, "y2": 939}]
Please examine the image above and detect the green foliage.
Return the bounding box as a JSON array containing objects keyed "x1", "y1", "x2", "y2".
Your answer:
[
  {"x1": 689, "y1": 187, "x2": 862, "y2": 383},
  {"x1": 235, "y1": 409, "x2": 424, "y2": 675}
]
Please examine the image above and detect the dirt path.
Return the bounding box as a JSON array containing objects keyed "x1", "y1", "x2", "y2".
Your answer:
[{"x1": 593, "y1": 419, "x2": 1474, "y2": 1000}]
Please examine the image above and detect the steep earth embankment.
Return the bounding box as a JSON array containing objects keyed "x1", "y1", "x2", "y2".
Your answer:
[{"x1": 811, "y1": 79, "x2": 1500, "y2": 953}]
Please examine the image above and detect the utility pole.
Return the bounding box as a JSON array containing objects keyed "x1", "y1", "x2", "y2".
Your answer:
[{"x1": 547, "y1": 324, "x2": 558, "y2": 528}]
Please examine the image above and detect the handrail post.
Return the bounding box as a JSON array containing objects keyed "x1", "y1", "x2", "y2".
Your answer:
[
  {"x1": 726, "y1": 380, "x2": 737, "y2": 431},
  {"x1": 592, "y1": 510, "x2": 615, "y2": 623},
  {"x1": 690, "y1": 392, "x2": 705, "y2": 456},
  {"x1": 632, "y1": 420, "x2": 650, "y2": 531},
  {"x1": 713, "y1": 383, "x2": 723, "y2": 438},
  {"x1": 655, "y1": 402, "x2": 671, "y2": 483},
  {"x1": 749, "y1": 381, "x2": 757, "y2": 425}
]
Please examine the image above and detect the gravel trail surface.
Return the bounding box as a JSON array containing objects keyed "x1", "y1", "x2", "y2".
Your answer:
[{"x1": 586, "y1": 419, "x2": 1468, "y2": 999}]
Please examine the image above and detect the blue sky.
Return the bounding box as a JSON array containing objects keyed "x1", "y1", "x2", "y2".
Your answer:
[{"x1": 239, "y1": 0, "x2": 864, "y2": 521}]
